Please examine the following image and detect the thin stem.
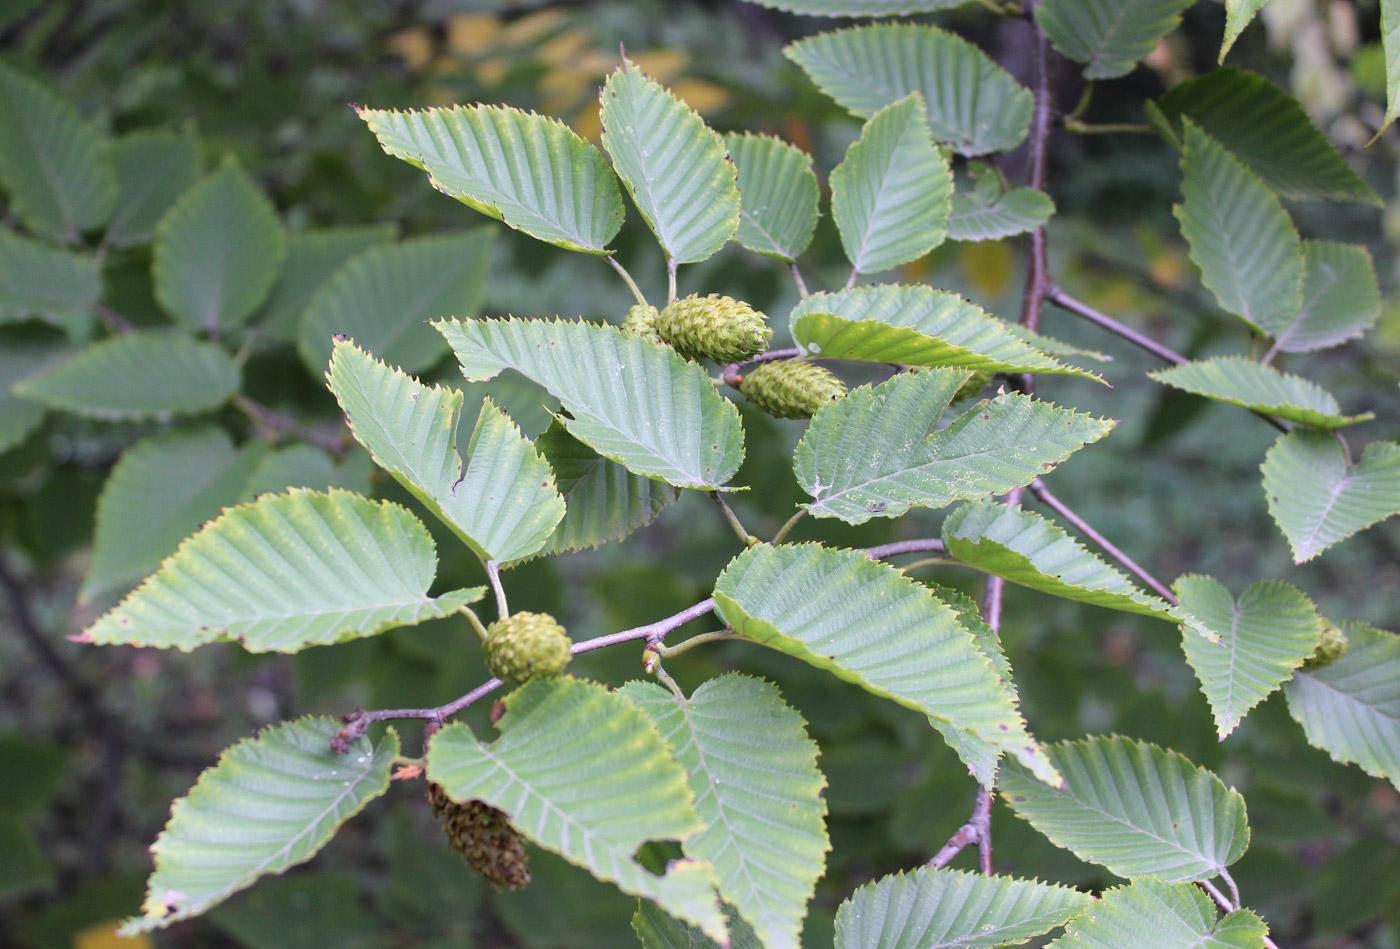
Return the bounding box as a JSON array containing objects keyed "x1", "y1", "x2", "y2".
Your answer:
[
  {"x1": 1027, "y1": 479, "x2": 1178, "y2": 604},
  {"x1": 928, "y1": 785, "x2": 994, "y2": 872},
  {"x1": 94, "y1": 302, "x2": 133, "y2": 335},
  {"x1": 736, "y1": 347, "x2": 803, "y2": 369},
  {"x1": 710, "y1": 491, "x2": 760, "y2": 547},
  {"x1": 578, "y1": 598, "x2": 718, "y2": 655},
  {"x1": 1019, "y1": 9, "x2": 1054, "y2": 340},
  {"x1": 460, "y1": 605, "x2": 490, "y2": 641},
  {"x1": 1065, "y1": 81, "x2": 1094, "y2": 123},
  {"x1": 654, "y1": 629, "x2": 733, "y2": 658},
  {"x1": 337, "y1": 598, "x2": 722, "y2": 744},
  {"x1": 667, "y1": 258, "x2": 678, "y2": 304},
  {"x1": 982, "y1": 573, "x2": 1007, "y2": 635},
  {"x1": 1220, "y1": 868, "x2": 1242, "y2": 910},
  {"x1": 862, "y1": 538, "x2": 946, "y2": 560},
  {"x1": 1260, "y1": 340, "x2": 1282, "y2": 366},
  {"x1": 485, "y1": 561, "x2": 509, "y2": 620},
  {"x1": 771, "y1": 508, "x2": 808, "y2": 545},
  {"x1": 1063, "y1": 120, "x2": 1158, "y2": 135},
  {"x1": 606, "y1": 255, "x2": 649, "y2": 308},
  {"x1": 654, "y1": 665, "x2": 688, "y2": 702},
  {"x1": 340, "y1": 533, "x2": 969, "y2": 747},
  {"x1": 1198, "y1": 878, "x2": 1236, "y2": 912},
  {"x1": 897, "y1": 557, "x2": 956, "y2": 573},
  {"x1": 1044, "y1": 286, "x2": 1293, "y2": 434},
  {"x1": 844, "y1": 266, "x2": 859, "y2": 290},
  {"x1": 1046, "y1": 284, "x2": 1187, "y2": 365},
  {"x1": 790, "y1": 262, "x2": 810, "y2": 298},
  {"x1": 233, "y1": 394, "x2": 349, "y2": 458}
]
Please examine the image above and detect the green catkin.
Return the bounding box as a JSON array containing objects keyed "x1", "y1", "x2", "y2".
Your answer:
[
  {"x1": 483, "y1": 611, "x2": 572, "y2": 684},
  {"x1": 739, "y1": 360, "x2": 847, "y2": 419},
  {"x1": 655, "y1": 293, "x2": 772, "y2": 362}
]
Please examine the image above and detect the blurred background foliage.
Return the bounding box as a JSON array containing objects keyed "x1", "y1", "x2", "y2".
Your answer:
[{"x1": 1, "y1": 0, "x2": 1398, "y2": 946}]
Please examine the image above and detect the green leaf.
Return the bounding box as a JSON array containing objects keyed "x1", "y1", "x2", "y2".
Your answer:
[
  {"x1": 1174, "y1": 120, "x2": 1303, "y2": 336},
  {"x1": 834, "y1": 868, "x2": 1091, "y2": 949},
  {"x1": 928, "y1": 582, "x2": 1017, "y2": 699},
  {"x1": 240, "y1": 443, "x2": 365, "y2": 499},
  {"x1": 1381, "y1": 0, "x2": 1400, "y2": 136},
  {"x1": 0, "y1": 62, "x2": 116, "y2": 242},
  {"x1": 789, "y1": 285, "x2": 1099, "y2": 380},
  {"x1": 1000, "y1": 735, "x2": 1250, "y2": 882},
  {"x1": 153, "y1": 158, "x2": 286, "y2": 334},
  {"x1": 1050, "y1": 880, "x2": 1267, "y2": 948},
  {"x1": 121, "y1": 717, "x2": 397, "y2": 934},
  {"x1": 785, "y1": 24, "x2": 1033, "y2": 156},
  {"x1": 1272, "y1": 241, "x2": 1381, "y2": 353},
  {"x1": 619, "y1": 675, "x2": 829, "y2": 949},
  {"x1": 725, "y1": 132, "x2": 819, "y2": 262},
  {"x1": 427, "y1": 678, "x2": 726, "y2": 942},
  {"x1": 1148, "y1": 356, "x2": 1373, "y2": 430},
  {"x1": 358, "y1": 104, "x2": 623, "y2": 254},
  {"x1": 210, "y1": 874, "x2": 379, "y2": 949},
  {"x1": 0, "y1": 816, "x2": 52, "y2": 898},
  {"x1": 257, "y1": 225, "x2": 397, "y2": 343},
  {"x1": 437, "y1": 317, "x2": 744, "y2": 489},
  {"x1": 1155, "y1": 69, "x2": 1380, "y2": 205},
  {"x1": 78, "y1": 487, "x2": 483, "y2": 652},
  {"x1": 633, "y1": 900, "x2": 761, "y2": 949},
  {"x1": 1286, "y1": 623, "x2": 1400, "y2": 789},
  {"x1": 326, "y1": 338, "x2": 565, "y2": 565},
  {"x1": 1006, "y1": 324, "x2": 1112, "y2": 363},
  {"x1": 1038, "y1": 0, "x2": 1192, "y2": 79},
  {"x1": 601, "y1": 58, "x2": 739, "y2": 263},
  {"x1": 298, "y1": 230, "x2": 493, "y2": 375},
  {"x1": 106, "y1": 128, "x2": 202, "y2": 248},
  {"x1": 942, "y1": 501, "x2": 1192, "y2": 628},
  {"x1": 830, "y1": 94, "x2": 952, "y2": 275},
  {"x1": 1220, "y1": 0, "x2": 1270, "y2": 60},
  {"x1": 13, "y1": 332, "x2": 240, "y2": 421},
  {"x1": 534, "y1": 421, "x2": 679, "y2": 556},
  {"x1": 742, "y1": 0, "x2": 971, "y2": 14},
  {"x1": 0, "y1": 330, "x2": 63, "y2": 452},
  {"x1": 0, "y1": 231, "x2": 100, "y2": 329},
  {"x1": 80, "y1": 427, "x2": 266, "y2": 603},
  {"x1": 712, "y1": 543, "x2": 1057, "y2": 787},
  {"x1": 795, "y1": 371, "x2": 1115, "y2": 524},
  {"x1": 949, "y1": 178, "x2": 1055, "y2": 243},
  {"x1": 1260, "y1": 431, "x2": 1400, "y2": 563},
  {"x1": 1175, "y1": 575, "x2": 1323, "y2": 738}
]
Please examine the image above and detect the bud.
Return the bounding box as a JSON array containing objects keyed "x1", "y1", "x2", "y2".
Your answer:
[
  {"x1": 484, "y1": 611, "x2": 572, "y2": 684},
  {"x1": 656, "y1": 293, "x2": 772, "y2": 363},
  {"x1": 739, "y1": 360, "x2": 847, "y2": 419},
  {"x1": 426, "y1": 782, "x2": 531, "y2": 889},
  {"x1": 1302, "y1": 622, "x2": 1349, "y2": 671},
  {"x1": 621, "y1": 304, "x2": 663, "y2": 345}
]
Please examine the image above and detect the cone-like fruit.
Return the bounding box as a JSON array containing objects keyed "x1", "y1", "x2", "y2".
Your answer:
[
  {"x1": 953, "y1": 369, "x2": 997, "y2": 402},
  {"x1": 655, "y1": 293, "x2": 772, "y2": 362},
  {"x1": 484, "y1": 611, "x2": 571, "y2": 684},
  {"x1": 426, "y1": 781, "x2": 531, "y2": 889},
  {"x1": 739, "y1": 360, "x2": 847, "y2": 419},
  {"x1": 621, "y1": 304, "x2": 662, "y2": 344},
  {"x1": 1302, "y1": 622, "x2": 1349, "y2": 670}
]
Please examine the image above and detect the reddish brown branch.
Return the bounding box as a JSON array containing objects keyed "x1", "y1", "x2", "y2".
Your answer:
[
  {"x1": 1019, "y1": 11, "x2": 1054, "y2": 339},
  {"x1": 1028, "y1": 479, "x2": 1178, "y2": 604},
  {"x1": 928, "y1": 784, "x2": 994, "y2": 872}
]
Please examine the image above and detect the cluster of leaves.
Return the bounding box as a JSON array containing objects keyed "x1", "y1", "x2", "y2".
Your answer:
[{"x1": 3, "y1": 0, "x2": 1400, "y2": 946}]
